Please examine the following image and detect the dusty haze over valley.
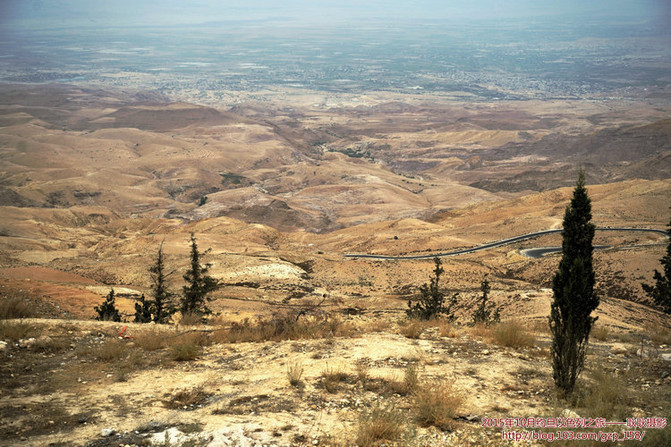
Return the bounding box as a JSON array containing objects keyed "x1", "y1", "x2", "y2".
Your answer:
[{"x1": 1, "y1": 1, "x2": 670, "y2": 446}]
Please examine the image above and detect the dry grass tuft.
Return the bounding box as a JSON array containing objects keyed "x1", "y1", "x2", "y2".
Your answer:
[
  {"x1": 320, "y1": 364, "x2": 350, "y2": 394},
  {"x1": 134, "y1": 329, "x2": 168, "y2": 351},
  {"x1": 386, "y1": 364, "x2": 421, "y2": 396},
  {"x1": 413, "y1": 380, "x2": 464, "y2": 431},
  {"x1": 491, "y1": 320, "x2": 536, "y2": 348},
  {"x1": 590, "y1": 324, "x2": 610, "y2": 341},
  {"x1": 169, "y1": 341, "x2": 201, "y2": 361},
  {"x1": 0, "y1": 320, "x2": 39, "y2": 340},
  {"x1": 578, "y1": 367, "x2": 627, "y2": 420},
  {"x1": 643, "y1": 323, "x2": 671, "y2": 345},
  {"x1": 287, "y1": 361, "x2": 304, "y2": 387},
  {"x1": 0, "y1": 296, "x2": 34, "y2": 319},
  {"x1": 179, "y1": 312, "x2": 204, "y2": 326},
  {"x1": 399, "y1": 320, "x2": 426, "y2": 339},
  {"x1": 93, "y1": 338, "x2": 128, "y2": 362},
  {"x1": 214, "y1": 313, "x2": 354, "y2": 344},
  {"x1": 163, "y1": 387, "x2": 210, "y2": 410},
  {"x1": 436, "y1": 319, "x2": 459, "y2": 338},
  {"x1": 355, "y1": 403, "x2": 407, "y2": 447}
]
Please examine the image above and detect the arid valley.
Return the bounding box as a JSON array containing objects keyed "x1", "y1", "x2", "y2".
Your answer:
[{"x1": 1, "y1": 2, "x2": 671, "y2": 446}]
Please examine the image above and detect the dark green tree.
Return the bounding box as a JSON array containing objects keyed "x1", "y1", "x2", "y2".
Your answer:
[
  {"x1": 133, "y1": 293, "x2": 153, "y2": 323},
  {"x1": 549, "y1": 171, "x2": 599, "y2": 395},
  {"x1": 407, "y1": 257, "x2": 458, "y2": 320},
  {"x1": 149, "y1": 242, "x2": 176, "y2": 323},
  {"x1": 642, "y1": 217, "x2": 671, "y2": 314},
  {"x1": 95, "y1": 289, "x2": 122, "y2": 322},
  {"x1": 181, "y1": 233, "x2": 220, "y2": 316},
  {"x1": 472, "y1": 275, "x2": 500, "y2": 326}
]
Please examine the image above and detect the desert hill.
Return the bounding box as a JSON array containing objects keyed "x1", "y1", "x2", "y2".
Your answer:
[{"x1": 1, "y1": 84, "x2": 671, "y2": 446}]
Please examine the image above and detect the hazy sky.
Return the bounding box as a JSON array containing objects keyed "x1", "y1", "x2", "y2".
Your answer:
[{"x1": 1, "y1": 0, "x2": 669, "y2": 29}]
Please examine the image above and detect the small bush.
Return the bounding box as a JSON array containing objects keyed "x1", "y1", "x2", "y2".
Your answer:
[
  {"x1": 491, "y1": 320, "x2": 536, "y2": 348},
  {"x1": 355, "y1": 403, "x2": 407, "y2": 447},
  {"x1": 287, "y1": 361, "x2": 304, "y2": 387},
  {"x1": 413, "y1": 380, "x2": 464, "y2": 431},
  {"x1": 0, "y1": 296, "x2": 33, "y2": 319}
]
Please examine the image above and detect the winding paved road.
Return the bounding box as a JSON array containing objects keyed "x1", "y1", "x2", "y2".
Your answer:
[{"x1": 344, "y1": 228, "x2": 668, "y2": 260}]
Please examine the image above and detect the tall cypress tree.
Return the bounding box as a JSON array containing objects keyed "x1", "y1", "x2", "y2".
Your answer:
[
  {"x1": 181, "y1": 233, "x2": 219, "y2": 316},
  {"x1": 642, "y1": 217, "x2": 671, "y2": 314},
  {"x1": 149, "y1": 242, "x2": 176, "y2": 323},
  {"x1": 549, "y1": 170, "x2": 599, "y2": 395}
]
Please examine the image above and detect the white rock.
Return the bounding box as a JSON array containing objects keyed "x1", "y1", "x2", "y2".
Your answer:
[
  {"x1": 660, "y1": 353, "x2": 671, "y2": 362},
  {"x1": 0, "y1": 341, "x2": 8, "y2": 354},
  {"x1": 18, "y1": 338, "x2": 36, "y2": 349},
  {"x1": 101, "y1": 427, "x2": 116, "y2": 437}
]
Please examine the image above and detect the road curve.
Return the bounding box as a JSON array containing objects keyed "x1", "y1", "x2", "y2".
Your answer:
[{"x1": 343, "y1": 227, "x2": 668, "y2": 261}]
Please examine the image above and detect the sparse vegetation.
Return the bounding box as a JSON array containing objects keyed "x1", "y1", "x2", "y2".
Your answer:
[
  {"x1": 94, "y1": 289, "x2": 122, "y2": 322},
  {"x1": 407, "y1": 258, "x2": 458, "y2": 321},
  {"x1": 549, "y1": 171, "x2": 599, "y2": 395}
]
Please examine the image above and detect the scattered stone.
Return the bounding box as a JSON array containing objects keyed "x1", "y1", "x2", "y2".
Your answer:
[
  {"x1": 18, "y1": 338, "x2": 36, "y2": 349},
  {"x1": 660, "y1": 353, "x2": 671, "y2": 362},
  {"x1": 0, "y1": 340, "x2": 8, "y2": 354},
  {"x1": 610, "y1": 344, "x2": 628, "y2": 355},
  {"x1": 662, "y1": 371, "x2": 669, "y2": 379},
  {"x1": 101, "y1": 427, "x2": 116, "y2": 437}
]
